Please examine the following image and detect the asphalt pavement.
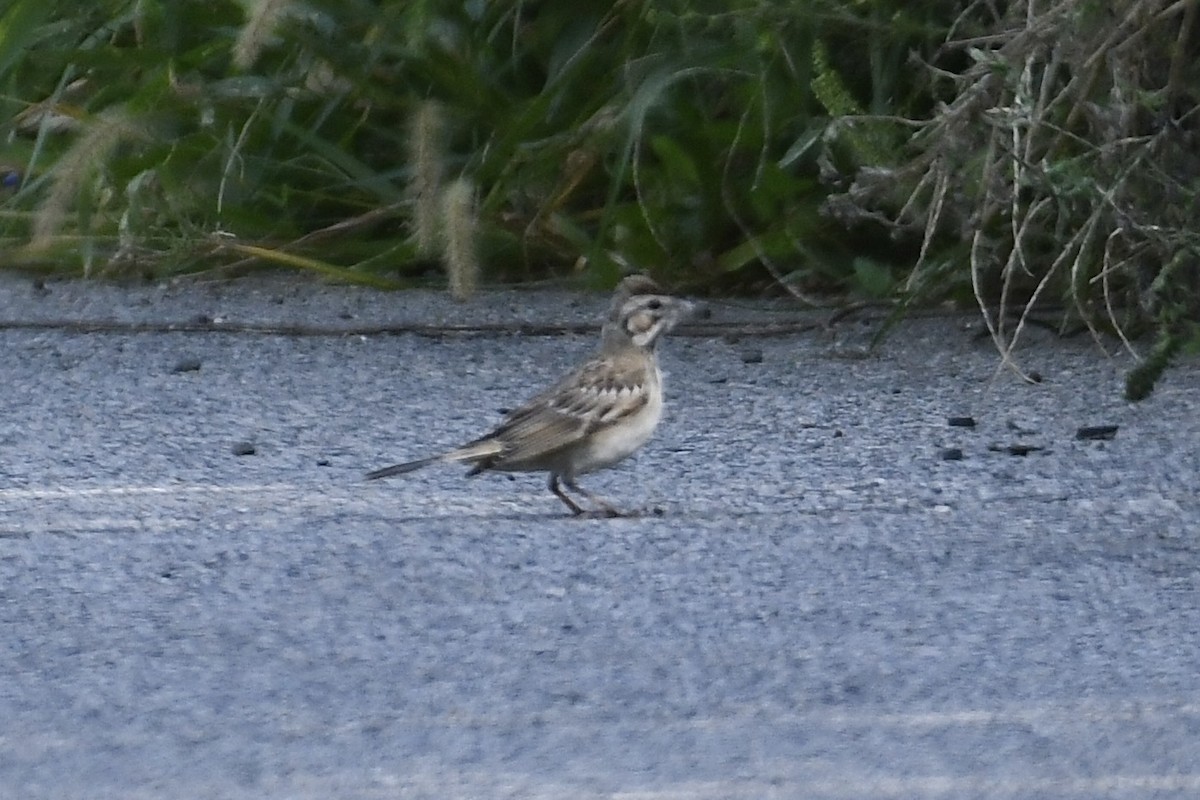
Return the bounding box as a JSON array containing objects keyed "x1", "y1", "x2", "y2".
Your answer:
[{"x1": 1, "y1": 273, "x2": 1197, "y2": 799}]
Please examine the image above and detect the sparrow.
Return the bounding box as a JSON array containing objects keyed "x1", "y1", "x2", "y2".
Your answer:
[{"x1": 366, "y1": 274, "x2": 694, "y2": 516}]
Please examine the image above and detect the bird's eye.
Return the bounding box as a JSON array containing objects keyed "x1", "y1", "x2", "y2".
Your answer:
[{"x1": 646, "y1": 299, "x2": 663, "y2": 310}]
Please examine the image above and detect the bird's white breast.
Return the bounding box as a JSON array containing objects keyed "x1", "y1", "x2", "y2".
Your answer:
[{"x1": 569, "y1": 368, "x2": 664, "y2": 475}]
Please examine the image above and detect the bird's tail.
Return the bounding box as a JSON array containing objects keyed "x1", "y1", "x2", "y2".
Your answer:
[
  {"x1": 364, "y1": 456, "x2": 442, "y2": 480},
  {"x1": 364, "y1": 440, "x2": 504, "y2": 480}
]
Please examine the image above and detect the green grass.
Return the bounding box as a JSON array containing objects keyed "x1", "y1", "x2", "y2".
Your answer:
[
  {"x1": 0, "y1": 0, "x2": 943, "y2": 289},
  {"x1": 1, "y1": 0, "x2": 1196, "y2": 395}
]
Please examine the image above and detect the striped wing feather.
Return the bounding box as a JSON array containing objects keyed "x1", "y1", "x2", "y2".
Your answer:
[{"x1": 462, "y1": 356, "x2": 650, "y2": 471}]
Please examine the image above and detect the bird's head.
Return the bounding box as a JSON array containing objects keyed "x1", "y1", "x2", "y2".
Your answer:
[{"x1": 602, "y1": 275, "x2": 694, "y2": 351}]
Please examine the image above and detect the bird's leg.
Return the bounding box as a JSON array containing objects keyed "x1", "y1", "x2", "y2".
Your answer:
[
  {"x1": 549, "y1": 474, "x2": 586, "y2": 516},
  {"x1": 563, "y1": 477, "x2": 625, "y2": 518}
]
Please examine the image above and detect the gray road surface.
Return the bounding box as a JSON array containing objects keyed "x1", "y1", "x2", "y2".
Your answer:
[{"x1": 1, "y1": 275, "x2": 1198, "y2": 799}]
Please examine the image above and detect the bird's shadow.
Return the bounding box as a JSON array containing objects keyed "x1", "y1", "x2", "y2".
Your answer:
[
  {"x1": 574, "y1": 505, "x2": 667, "y2": 520},
  {"x1": 364, "y1": 505, "x2": 668, "y2": 525}
]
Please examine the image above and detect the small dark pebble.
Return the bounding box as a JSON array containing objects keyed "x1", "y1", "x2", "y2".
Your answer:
[
  {"x1": 231, "y1": 442, "x2": 256, "y2": 456},
  {"x1": 31, "y1": 278, "x2": 47, "y2": 293},
  {"x1": 740, "y1": 347, "x2": 764, "y2": 364},
  {"x1": 1076, "y1": 424, "x2": 1119, "y2": 441},
  {"x1": 172, "y1": 357, "x2": 202, "y2": 373},
  {"x1": 1029, "y1": 371, "x2": 1044, "y2": 383},
  {"x1": 193, "y1": 314, "x2": 212, "y2": 325},
  {"x1": 941, "y1": 447, "x2": 965, "y2": 461},
  {"x1": 947, "y1": 416, "x2": 976, "y2": 428},
  {"x1": 316, "y1": 458, "x2": 331, "y2": 467}
]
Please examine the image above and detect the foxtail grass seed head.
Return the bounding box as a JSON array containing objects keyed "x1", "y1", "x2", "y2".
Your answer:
[
  {"x1": 441, "y1": 177, "x2": 479, "y2": 301},
  {"x1": 233, "y1": 0, "x2": 293, "y2": 70},
  {"x1": 32, "y1": 108, "x2": 144, "y2": 249},
  {"x1": 409, "y1": 100, "x2": 445, "y2": 257}
]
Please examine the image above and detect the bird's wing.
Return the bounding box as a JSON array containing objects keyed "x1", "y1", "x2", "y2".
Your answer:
[{"x1": 462, "y1": 355, "x2": 651, "y2": 469}]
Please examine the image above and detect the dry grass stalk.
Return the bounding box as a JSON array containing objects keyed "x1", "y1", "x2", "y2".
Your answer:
[
  {"x1": 233, "y1": 0, "x2": 293, "y2": 71},
  {"x1": 409, "y1": 101, "x2": 445, "y2": 258},
  {"x1": 32, "y1": 107, "x2": 145, "y2": 251},
  {"x1": 441, "y1": 177, "x2": 479, "y2": 301}
]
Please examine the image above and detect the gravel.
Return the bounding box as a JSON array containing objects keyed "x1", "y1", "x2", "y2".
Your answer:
[{"x1": 1, "y1": 273, "x2": 1197, "y2": 798}]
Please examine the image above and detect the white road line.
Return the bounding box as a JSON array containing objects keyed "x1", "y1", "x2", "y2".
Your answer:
[
  {"x1": 789, "y1": 773, "x2": 1200, "y2": 798},
  {"x1": 0, "y1": 483, "x2": 295, "y2": 501},
  {"x1": 0, "y1": 482, "x2": 550, "y2": 520},
  {"x1": 821, "y1": 700, "x2": 1200, "y2": 727},
  {"x1": 308, "y1": 697, "x2": 1200, "y2": 740},
  {"x1": 607, "y1": 773, "x2": 1200, "y2": 799}
]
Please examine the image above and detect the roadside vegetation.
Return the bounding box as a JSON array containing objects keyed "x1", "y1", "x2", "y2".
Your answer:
[{"x1": 1, "y1": 0, "x2": 1196, "y2": 397}]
